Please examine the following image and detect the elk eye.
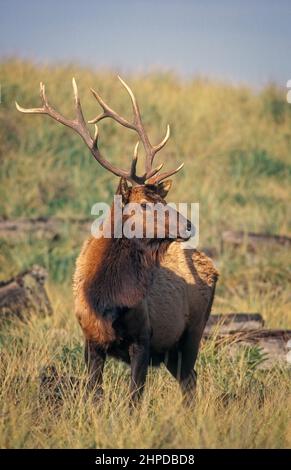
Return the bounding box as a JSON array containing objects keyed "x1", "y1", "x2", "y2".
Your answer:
[{"x1": 141, "y1": 202, "x2": 147, "y2": 210}]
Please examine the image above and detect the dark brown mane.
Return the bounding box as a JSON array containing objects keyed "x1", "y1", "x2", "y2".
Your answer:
[{"x1": 84, "y1": 233, "x2": 170, "y2": 320}]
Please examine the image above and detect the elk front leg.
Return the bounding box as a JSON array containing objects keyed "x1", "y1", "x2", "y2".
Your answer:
[
  {"x1": 129, "y1": 339, "x2": 150, "y2": 404},
  {"x1": 84, "y1": 340, "x2": 106, "y2": 400}
]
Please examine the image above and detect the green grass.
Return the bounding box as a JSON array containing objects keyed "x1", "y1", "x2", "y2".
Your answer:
[{"x1": 0, "y1": 59, "x2": 290, "y2": 448}]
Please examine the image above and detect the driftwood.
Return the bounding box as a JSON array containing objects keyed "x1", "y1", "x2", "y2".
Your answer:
[
  {"x1": 0, "y1": 265, "x2": 52, "y2": 323},
  {"x1": 223, "y1": 330, "x2": 291, "y2": 370},
  {"x1": 205, "y1": 313, "x2": 264, "y2": 334},
  {"x1": 222, "y1": 230, "x2": 291, "y2": 251},
  {"x1": 204, "y1": 314, "x2": 291, "y2": 369},
  {"x1": 0, "y1": 217, "x2": 92, "y2": 241}
]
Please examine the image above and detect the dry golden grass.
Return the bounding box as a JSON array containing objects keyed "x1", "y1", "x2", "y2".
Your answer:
[
  {"x1": 0, "y1": 59, "x2": 290, "y2": 448},
  {"x1": 0, "y1": 289, "x2": 290, "y2": 449}
]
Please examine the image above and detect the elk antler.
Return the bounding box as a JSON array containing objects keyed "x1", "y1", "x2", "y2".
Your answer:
[
  {"x1": 16, "y1": 77, "x2": 184, "y2": 185},
  {"x1": 89, "y1": 76, "x2": 184, "y2": 184}
]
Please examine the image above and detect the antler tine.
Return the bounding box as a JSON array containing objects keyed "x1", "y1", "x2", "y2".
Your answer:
[
  {"x1": 40, "y1": 82, "x2": 48, "y2": 107},
  {"x1": 147, "y1": 163, "x2": 185, "y2": 185},
  {"x1": 16, "y1": 79, "x2": 85, "y2": 133},
  {"x1": 152, "y1": 124, "x2": 170, "y2": 161},
  {"x1": 127, "y1": 141, "x2": 149, "y2": 185},
  {"x1": 72, "y1": 77, "x2": 87, "y2": 127},
  {"x1": 131, "y1": 141, "x2": 139, "y2": 167},
  {"x1": 15, "y1": 82, "x2": 47, "y2": 114},
  {"x1": 117, "y1": 76, "x2": 142, "y2": 125},
  {"x1": 89, "y1": 87, "x2": 134, "y2": 129},
  {"x1": 146, "y1": 163, "x2": 164, "y2": 180},
  {"x1": 130, "y1": 142, "x2": 139, "y2": 176},
  {"x1": 93, "y1": 124, "x2": 99, "y2": 148},
  {"x1": 117, "y1": 76, "x2": 153, "y2": 172}
]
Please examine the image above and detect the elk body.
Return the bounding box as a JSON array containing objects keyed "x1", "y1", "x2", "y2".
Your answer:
[{"x1": 16, "y1": 78, "x2": 218, "y2": 405}]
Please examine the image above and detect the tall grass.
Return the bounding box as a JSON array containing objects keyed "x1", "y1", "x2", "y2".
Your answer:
[{"x1": 0, "y1": 59, "x2": 290, "y2": 448}]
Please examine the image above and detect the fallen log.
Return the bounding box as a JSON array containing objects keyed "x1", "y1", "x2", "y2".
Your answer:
[
  {"x1": 204, "y1": 328, "x2": 291, "y2": 370},
  {"x1": 205, "y1": 313, "x2": 264, "y2": 334},
  {"x1": 0, "y1": 217, "x2": 92, "y2": 241},
  {"x1": 0, "y1": 265, "x2": 53, "y2": 323},
  {"x1": 222, "y1": 230, "x2": 291, "y2": 251}
]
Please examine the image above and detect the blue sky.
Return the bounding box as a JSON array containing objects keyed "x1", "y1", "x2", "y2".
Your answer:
[{"x1": 0, "y1": 0, "x2": 291, "y2": 86}]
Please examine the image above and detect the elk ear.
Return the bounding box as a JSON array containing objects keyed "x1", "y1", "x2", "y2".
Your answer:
[
  {"x1": 156, "y1": 179, "x2": 173, "y2": 198},
  {"x1": 116, "y1": 177, "x2": 130, "y2": 203}
]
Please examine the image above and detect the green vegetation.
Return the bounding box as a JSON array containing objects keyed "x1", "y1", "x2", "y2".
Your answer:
[{"x1": 0, "y1": 60, "x2": 290, "y2": 448}]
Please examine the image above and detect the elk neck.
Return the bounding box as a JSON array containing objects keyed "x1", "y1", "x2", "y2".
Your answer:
[{"x1": 83, "y1": 232, "x2": 171, "y2": 318}]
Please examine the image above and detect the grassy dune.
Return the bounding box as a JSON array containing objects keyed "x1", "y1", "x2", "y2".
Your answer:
[{"x1": 0, "y1": 59, "x2": 290, "y2": 448}]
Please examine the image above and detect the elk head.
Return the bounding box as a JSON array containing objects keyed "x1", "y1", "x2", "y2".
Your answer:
[{"x1": 16, "y1": 77, "x2": 193, "y2": 244}]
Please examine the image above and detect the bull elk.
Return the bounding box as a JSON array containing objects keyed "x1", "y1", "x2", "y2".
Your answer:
[{"x1": 16, "y1": 77, "x2": 218, "y2": 405}]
